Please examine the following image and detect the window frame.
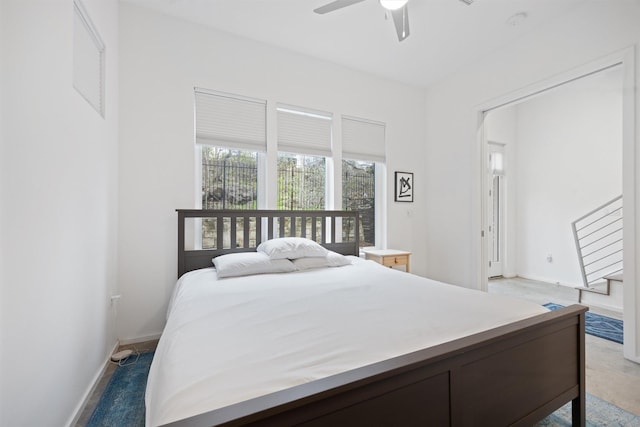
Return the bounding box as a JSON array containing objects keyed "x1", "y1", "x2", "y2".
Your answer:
[
  {"x1": 276, "y1": 152, "x2": 329, "y2": 211},
  {"x1": 194, "y1": 92, "x2": 387, "y2": 249}
]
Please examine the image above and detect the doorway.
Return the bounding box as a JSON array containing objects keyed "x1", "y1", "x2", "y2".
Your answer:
[
  {"x1": 477, "y1": 48, "x2": 638, "y2": 364},
  {"x1": 483, "y1": 64, "x2": 623, "y2": 291},
  {"x1": 487, "y1": 142, "x2": 505, "y2": 278}
]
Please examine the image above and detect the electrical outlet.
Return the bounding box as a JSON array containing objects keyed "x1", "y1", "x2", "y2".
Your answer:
[{"x1": 110, "y1": 294, "x2": 122, "y2": 307}]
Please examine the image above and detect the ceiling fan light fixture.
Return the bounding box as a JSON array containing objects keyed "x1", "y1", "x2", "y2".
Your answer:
[{"x1": 379, "y1": 0, "x2": 408, "y2": 11}]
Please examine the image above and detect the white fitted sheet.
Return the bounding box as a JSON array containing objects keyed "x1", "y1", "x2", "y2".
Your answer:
[{"x1": 146, "y1": 259, "x2": 548, "y2": 426}]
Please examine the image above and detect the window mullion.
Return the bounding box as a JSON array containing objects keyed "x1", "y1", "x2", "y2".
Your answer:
[
  {"x1": 331, "y1": 114, "x2": 343, "y2": 210},
  {"x1": 265, "y1": 101, "x2": 279, "y2": 209}
]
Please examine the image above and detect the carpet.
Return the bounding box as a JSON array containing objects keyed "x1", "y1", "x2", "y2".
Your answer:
[
  {"x1": 536, "y1": 393, "x2": 640, "y2": 426},
  {"x1": 88, "y1": 349, "x2": 640, "y2": 427},
  {"x1": 544, "y1": 303, "x2": 623, "y2": 344},
  {"x1": 86, "y1": 352, "x2": 154, "y2": 427}
]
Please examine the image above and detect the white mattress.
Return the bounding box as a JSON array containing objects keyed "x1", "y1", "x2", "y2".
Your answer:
[{"x1": 145, "y1": 259, "x2": 548, "y2": 426}]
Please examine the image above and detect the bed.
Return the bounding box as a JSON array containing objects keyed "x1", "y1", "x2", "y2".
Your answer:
[{"x1": 147, "y1": 209, "x2": 587, "y2": 427}]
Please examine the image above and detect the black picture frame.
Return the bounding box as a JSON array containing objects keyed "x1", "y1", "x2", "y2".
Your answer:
[{"x1": 394, "y1": 171, "x2": 413, "y2": 202}]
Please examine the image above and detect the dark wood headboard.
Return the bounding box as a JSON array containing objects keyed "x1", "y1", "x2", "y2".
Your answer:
[{"x1": 176, "y1": 209, "x2": 360, "y2": 278}]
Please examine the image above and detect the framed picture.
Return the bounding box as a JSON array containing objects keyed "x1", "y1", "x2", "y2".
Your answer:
[{"x1": 394, "y1": 171, "x2": 413, "y2": 202}]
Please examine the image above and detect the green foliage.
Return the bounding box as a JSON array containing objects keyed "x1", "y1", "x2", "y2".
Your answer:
[
  {"x1": 202, "y1": 147, "x2": 258, "y2": 210},
  {"x1": 343, "y1": 160, "x2": 375, "y2": 246},
  {"x1": 277, "y1": 154, "x2": 326, "y2": 210},
  {"x1": 200, "y1": 147, "x2": 376, "y2": 247}
]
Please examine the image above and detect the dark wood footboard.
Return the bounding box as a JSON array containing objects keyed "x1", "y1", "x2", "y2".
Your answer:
[{"x1": 162, "y1": 304, "x2": 587, "y2": 427}]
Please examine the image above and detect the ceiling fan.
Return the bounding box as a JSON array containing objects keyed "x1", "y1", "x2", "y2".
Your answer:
[{"x1": 314, "y1": 0, "x2": 411, "y2": 42}]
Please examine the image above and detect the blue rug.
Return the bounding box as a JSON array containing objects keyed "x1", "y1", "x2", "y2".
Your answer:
[
  {"x1": 536, "y1": 393, "x2": 640, "y2": 426},
  {"x1": 88, "y1": 349, "x2": 640, "y2": 427},
  {"x1": 544, "y1": 303, "x2": 623, "y2": 344},
  {"x1": 86, "y1": 352, "x2": 154, "y2": 427}
]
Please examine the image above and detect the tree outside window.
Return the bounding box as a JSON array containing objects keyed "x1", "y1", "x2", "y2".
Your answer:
[
  {"x1": 277, "y1": 153, "x2": 326, "y2": 210},
  {"x1": 343, "y1": 159, "x2": 375, "y2": 247},
  {"x1": 201, "y1": 146, "x2": 258, "y2": 248}
]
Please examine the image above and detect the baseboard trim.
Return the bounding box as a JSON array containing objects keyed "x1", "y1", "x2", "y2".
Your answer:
[
  {"x1": 623, "y1": 348, "x2": 640, "y2": 364},
  {"x1": 584, "y1": 300, "x2": 623, "y2": 314},
  {"x1": 119, "y1": 333, "x2": 162, "y2": 346},
  {"x1": 516, "y1": 273, "x2": 581, "y2": 289},
  {"x1": 65, "y1": 340, "x2": 119, "y2": 427}
]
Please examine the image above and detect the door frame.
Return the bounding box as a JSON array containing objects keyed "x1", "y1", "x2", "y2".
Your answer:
[{"x1": 473, "y1": 47, "x2": 638, "y2": 362}]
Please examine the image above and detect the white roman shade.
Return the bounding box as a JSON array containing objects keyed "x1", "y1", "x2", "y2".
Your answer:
[
  {"x1": 277, "y1": 105, "x2": 332, "y2": 157},
  {"x1": 342, "y1": 116, "x2": 386, "y2": 163},
  {"x1": 195, "y1": 88, "x2": 267, "y2": 152}
]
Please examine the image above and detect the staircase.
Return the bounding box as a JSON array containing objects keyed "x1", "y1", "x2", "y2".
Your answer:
[{"x1": 571, "y1": 195, "x2": 623, "y2": 302}]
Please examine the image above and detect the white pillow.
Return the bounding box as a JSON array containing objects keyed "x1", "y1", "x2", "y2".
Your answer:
[
  {"x1": 257, "y1": 237, "x2": 329, "y2": 260},
  {"x1": 213, "y1": 252, "x2": 296, "y2": 278},
  {"x1": 292, "y1": 251, "x2": 352, "y2": 270}
]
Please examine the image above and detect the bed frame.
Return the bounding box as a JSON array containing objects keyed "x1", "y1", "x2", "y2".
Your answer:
[
  {"x1": 176, "y1": 209, "x2": 360, "y2": 278},
  {"x1": 170, "y1": 209, "x2": 587, "y2": 427}
]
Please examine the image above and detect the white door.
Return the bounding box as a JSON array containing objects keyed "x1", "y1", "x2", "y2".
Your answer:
[{"x1": 488, "y1": 143, "x2": 505, "y2": 278}]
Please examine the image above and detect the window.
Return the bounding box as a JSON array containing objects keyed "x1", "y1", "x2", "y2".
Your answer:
[
  {"x1": 200, "y1": 148, "x2": 259, "y2": 249},
  {"x1": 202, "y1": 147, "x2": 258, "y2": 210},
  {"x1": 195, "y1": 89, "x2": 266, "y2": 249},
  {"x1": 278, "y1": 153, "x2": 326, "y2": 210},
  {"x1": 342, "y1": 116, "x2": 385, "y2": 247},
  {"x1": 194, "y1": 88, "x2": 267, "y2": 151},
  {"x1": 195, "y1": 89, "x2": 386, "y2": 249},
  {"x1": 195, "y1": 89, "x2": 266, "y2": 210},
  {"x1": 343, "y1": 160, "x2": 375, "y2": 246},
  {"x1": 341, "y1": 116, "x2": 386, "y2": 163},
  {"x1": 276, "y1": 104, "x2": 331, "y2": 210},
  {"x1": 277, "y1": 105, "x2": 332, "y2": 157}
]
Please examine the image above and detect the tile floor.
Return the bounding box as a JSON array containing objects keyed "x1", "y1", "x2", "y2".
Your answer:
[
  {"x1": 489, "y1": 276, "x2": 640, "y2": 416},
  {"x1": 76, "y1": 277, "x2": 640, "y2": 424}
]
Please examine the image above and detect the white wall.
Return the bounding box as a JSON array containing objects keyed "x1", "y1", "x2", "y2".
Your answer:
[
  {"x1": 0, "y1": 0, "x2": 4, "y2": 407},
  {"x1": 485, "y1": 68, "x2": 623, "y2": 286},
  {"x1": 424, "y1": 0, "x2": 640, "y2": 360},
  {"x1": 485, "y1": 105, "x2": 518, "y2": 278},
  {"x1": 514, "y1": 69, "x2": 622, "y2": 286},
  {"x1": 0, "y1": 1, "x2": 119, "y2": 425},
  {"x1": 118, "y1": 4, "x2": 428, "y2": 342}
]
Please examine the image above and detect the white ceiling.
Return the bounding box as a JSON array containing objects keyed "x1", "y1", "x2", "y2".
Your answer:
[{"x1": 123, "y1": 0, "x2": 588, "y2": 88}]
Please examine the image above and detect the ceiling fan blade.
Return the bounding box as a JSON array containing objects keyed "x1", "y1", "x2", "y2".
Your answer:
[
  {"x1": 313, "y1": 0, "x2": 367, "y2": 14},
  {"x1": 391, "y1": 4, "x2": 410, "y2": 41}
]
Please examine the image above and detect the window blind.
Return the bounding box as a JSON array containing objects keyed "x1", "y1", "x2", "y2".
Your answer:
[
  {"x1": 342, "y1": 116, "x2": 386, "y2": 163},
  {"x1": 277, "y1": 105, "x2": 332, "y2": 157},
  {"x1": 195, "y1": 88, "x2": 267, "y2": 152}
]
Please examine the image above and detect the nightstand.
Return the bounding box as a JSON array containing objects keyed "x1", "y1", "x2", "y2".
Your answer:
[{"x1": 364, "y1": 249, "x2": 412, "y2": 273}]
